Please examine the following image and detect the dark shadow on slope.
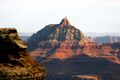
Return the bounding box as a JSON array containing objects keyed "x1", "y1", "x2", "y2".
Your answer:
[
  {"x1": 47, "y1": 43, "x2": 60, "y2": 55},
  {"x1": 39, "y1": 54, "x2": 120, "y2": 80}
]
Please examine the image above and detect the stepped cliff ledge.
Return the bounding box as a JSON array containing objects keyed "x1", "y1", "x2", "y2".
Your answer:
[{"x1": 0, "y1": 28, "x2": 45, "y2": 80}]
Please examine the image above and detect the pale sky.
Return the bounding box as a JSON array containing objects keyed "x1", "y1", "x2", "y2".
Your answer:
[{"x1": 0, "y1": 0, "x2": 120, "y2": 33}]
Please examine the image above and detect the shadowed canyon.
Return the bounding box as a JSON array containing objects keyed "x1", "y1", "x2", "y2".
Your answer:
[{"x1": 26, "y1": 18, "x2": 120, "y2": 80}]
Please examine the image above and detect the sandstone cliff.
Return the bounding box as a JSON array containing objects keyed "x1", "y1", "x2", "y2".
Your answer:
[{"x1": 0, "y1": 28, "x2": 45, "y2": 80}]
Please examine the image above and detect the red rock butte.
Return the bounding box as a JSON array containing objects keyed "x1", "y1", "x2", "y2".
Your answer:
[{"x1": 27, "y1": 17, "x2": 120, "y2": 62}]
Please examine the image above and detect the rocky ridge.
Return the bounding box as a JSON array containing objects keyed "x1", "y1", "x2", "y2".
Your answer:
[
  {"x1": 27, "y1": 18, "x2": 120, "y2": 61},
  {"x1": 27, "y1": 17, "x2": 120, "y2": 61},
  {"x1": 27, "y1": 17, "x2": 90, "y2": 59},
  {"x1": 27, "y1": 18, "x2": 120, "y2": 80}
]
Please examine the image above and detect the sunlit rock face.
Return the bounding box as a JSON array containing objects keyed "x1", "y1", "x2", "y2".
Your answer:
[
  {"x1": 0, "y1": 28, "x2": 45, "y2": 80},
  {"x1": 27, "y1": 17, "x2": 120, "y2": 60},
  {"x1": 27, "y1": 17, "x2": 87, "y2": 59},
  {"x1": 26, "y1": 18, "x2": 120, "y2": 80},
  {"x1": 27, "y1": 17, "x2": 120, "y2": 61}
]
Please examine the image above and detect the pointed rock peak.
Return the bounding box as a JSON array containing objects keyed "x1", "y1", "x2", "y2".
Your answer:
[{"x1": 59, "y1": 17, "x2": 71, "y2": 25}]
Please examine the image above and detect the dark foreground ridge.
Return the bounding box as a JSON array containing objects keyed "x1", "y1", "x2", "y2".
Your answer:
[{"x1": 0, "y1": 28, "x2": 45, "y2": 80}]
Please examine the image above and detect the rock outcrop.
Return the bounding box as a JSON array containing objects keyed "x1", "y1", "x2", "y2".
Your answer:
[
  {"x1": 27, "y1": 17, "x2": 86, "y2": 59},
  {"x1": 0, "y1": 28, "x2": 45, "y2": 80},
  {"x1": 59, "y1": 17, "x2": 71, "y2": 25},
  {"x1": 72, "y1": 75, "x2": 101, "y2": 80},
  {"x1": 26, "y1": 18, "x2": 120, "y2": 80},
  {"x1": 27, "y1": 17, "x2": 120, "y2": 61}
]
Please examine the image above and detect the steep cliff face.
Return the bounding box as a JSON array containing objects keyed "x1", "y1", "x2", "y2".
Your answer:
[
  {"x1": 0, "y1": 28, "x2": 45, "y2": 80},
  {"x1": 27, "y1": 17, "x2": 86, "y2": 59}
]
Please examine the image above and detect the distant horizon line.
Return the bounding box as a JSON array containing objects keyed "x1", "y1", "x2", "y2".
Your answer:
[
  {"x1": 18, "y1": 32, "x2": 120, "y2": 34},
  {"x1": 18, "y1": 32, "x2": 120, "y2": 37}
]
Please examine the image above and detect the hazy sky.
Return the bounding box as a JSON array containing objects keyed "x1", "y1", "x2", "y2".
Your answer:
[{"x1": 0, "y1": 0, "x2": 120, "y2": 33}]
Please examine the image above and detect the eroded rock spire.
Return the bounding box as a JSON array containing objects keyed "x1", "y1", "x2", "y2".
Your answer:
[{"x1": 59, "y1": 17, "x2": 71, "y2": 25}]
